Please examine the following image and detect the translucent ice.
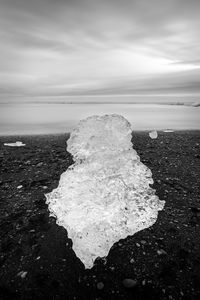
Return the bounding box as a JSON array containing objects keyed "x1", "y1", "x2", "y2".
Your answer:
[
  {"x1": 46, "y1": 114, "x2": 165, "y2": 269},
  {"x1": 4, "y1": 141, "x2": 25, "y2": 147},
  {"x1": 149, "y1": 130, "x2": 158, "y2": 139},
  {"x1": 163, "y1": 129, "x2": 174, "y2": 133}
]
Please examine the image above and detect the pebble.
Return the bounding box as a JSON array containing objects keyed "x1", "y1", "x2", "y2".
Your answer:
[
  {"x1": 17, "y1": 185, "x2": 23, "y2": 189},
  {"x1": 122, "y1": 278, "x2": 137, "y2": 288},
  {"x1": 157, "y1": 249, "x2": 167, "y2": 255},
  {"x1": 140, "y1": 240, "x2": 146, "y2": 245},
  {"x1": 42, "y1": 186, "x2": 48, "y2": 189},
  {"x1": 142, "y1": 279, "x2": 146, "y2": 286},
  {"x1": 17, "y1": 271, "x2": 28, "y2": 279},
  {"x1": 97, "y1": 282, "x2": 104, "y2": 290}
]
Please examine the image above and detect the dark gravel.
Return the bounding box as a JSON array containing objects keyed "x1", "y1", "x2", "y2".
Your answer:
[{"x1": 0, "y1": 131, "x2": 200, "y2": 300}]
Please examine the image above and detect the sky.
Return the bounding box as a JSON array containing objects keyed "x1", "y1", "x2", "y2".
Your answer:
[{"x1": 0, "y1": 0, "x2": 200, "y2": 102}]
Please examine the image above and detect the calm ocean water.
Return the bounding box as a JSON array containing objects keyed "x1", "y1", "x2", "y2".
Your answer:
[{"x1": 0, "y1": 103, "x2": 199, "y2": 135}]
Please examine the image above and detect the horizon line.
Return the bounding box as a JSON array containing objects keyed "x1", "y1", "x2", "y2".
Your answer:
[{"x1": 0, "y1": 101, "x2": 199, "y2": 107}]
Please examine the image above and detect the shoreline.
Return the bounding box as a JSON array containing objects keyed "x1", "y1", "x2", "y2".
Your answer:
[{"x1": 0, "y1": 129, "x2": 200, "y2": 138}]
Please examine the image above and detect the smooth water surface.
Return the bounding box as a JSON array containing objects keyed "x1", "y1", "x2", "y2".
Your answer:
[{"x1": 0, "y1": 103, "x2": 199, "y2": 135}]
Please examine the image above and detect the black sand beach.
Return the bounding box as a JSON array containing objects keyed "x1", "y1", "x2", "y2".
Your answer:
[{"x1": 0, "y1": 131, "x2": 200, "y2": 300}]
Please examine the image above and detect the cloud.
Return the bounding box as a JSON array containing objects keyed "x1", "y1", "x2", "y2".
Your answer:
[{"x1": 0, "y1": 0, "x2": 200, "y2": 100}]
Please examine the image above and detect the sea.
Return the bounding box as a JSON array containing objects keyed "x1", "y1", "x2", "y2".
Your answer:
[{"x1": 0, "y1": 99, "x2": 199, "y2": 135}]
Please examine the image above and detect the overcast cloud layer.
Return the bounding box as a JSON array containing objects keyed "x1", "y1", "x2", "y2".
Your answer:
[{"x1": 0, "y1": 0, "x2": 200, "y2": 101}]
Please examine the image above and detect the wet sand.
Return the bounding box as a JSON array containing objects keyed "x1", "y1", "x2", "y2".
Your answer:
[{"x1": 0, "y1": 131, "x2": 200, "y2": 300}]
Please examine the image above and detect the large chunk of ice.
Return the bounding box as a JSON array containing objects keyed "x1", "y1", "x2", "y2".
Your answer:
[{"x1": 46, "y1": 114, "x2": 165, "y2": 268}]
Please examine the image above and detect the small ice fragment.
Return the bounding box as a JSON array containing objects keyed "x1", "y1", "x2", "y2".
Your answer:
[
  {"x1": 149, "y1": 130, "x2": 158, "y2": 139},
  {"x1": 4, "y1": 141, "x2": 25, "y2": 147},
  {"x1": 36, "y1": 256, "x2": 40, "y2": 260},
  {"x1": 17, "y1": 271, "x2": 28, "y2": 279},
  {"x1": 163, "y1": 129, "x2": 174, "y2": 133},
  {"x1": 17, "y1": 185, "x2": 23, "y2": 189}
]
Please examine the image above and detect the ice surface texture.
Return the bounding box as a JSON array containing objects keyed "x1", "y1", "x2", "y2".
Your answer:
[
  {"x1": 46, "y1": 114, "x2": 165, "y2": 268},
  {"x1": 149, "y1": 130, "x2": 158, "y2": 139}
]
